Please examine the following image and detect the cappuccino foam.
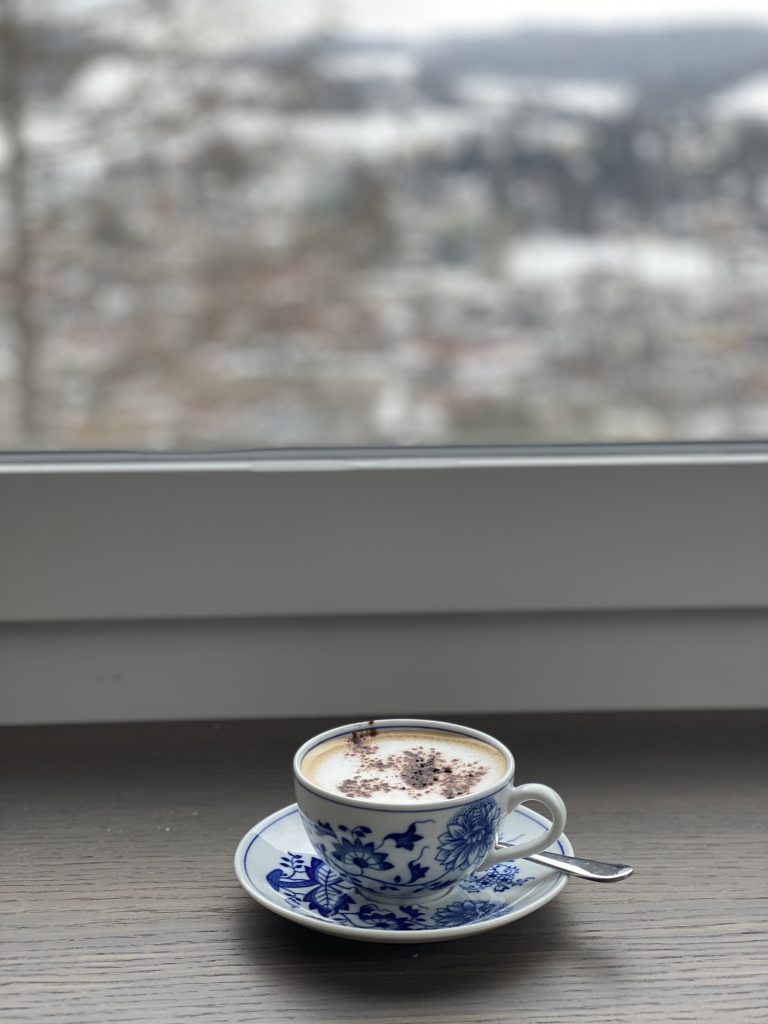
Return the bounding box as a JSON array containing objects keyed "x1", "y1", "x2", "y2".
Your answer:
[{"x1": 301, "y1": 727, "x2": 507, "y2": 803}]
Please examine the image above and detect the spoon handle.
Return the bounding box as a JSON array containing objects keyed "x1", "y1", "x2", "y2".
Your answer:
[{"x1": 524, "y1": 850, "x2": 634, "y2": 881}]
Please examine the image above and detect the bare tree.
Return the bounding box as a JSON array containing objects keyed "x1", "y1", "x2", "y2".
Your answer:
[{"x1": 0, "y1": 0, "x2": 40, "y2": 444}]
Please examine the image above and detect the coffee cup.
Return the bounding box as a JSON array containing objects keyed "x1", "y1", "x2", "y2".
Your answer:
[{"x1": 294, "y1": 718, "x2": 566, "y2": 902}]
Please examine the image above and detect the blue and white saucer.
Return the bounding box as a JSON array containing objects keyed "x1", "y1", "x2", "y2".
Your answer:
[{"x1": 235, "y1": 803, "x2": 574, "y2": 943}]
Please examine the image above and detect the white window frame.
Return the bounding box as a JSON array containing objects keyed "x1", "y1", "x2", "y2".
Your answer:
[{"x1": 1, "y1": 445, "x2": 767, "y2": 722}]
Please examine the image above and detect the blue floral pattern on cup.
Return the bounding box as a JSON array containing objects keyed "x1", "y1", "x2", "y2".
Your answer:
[
  {"x1": 331, "y1": 833, "x2": 395, "y2": 873},
  {"x1": 300, "y1": 796, "x2": 514, "y2": 898},
  {"x1": 435, "y1": 798, "x2": 502, "y2": 872},
  {"x1": 266, "y1": 851, "x2": 520, "y2": 931},
  {"x1": 302, "y1": 815, "x2": 439, "y2": 894}
]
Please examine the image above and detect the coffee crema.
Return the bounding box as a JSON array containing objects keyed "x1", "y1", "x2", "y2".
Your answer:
[{"x1": 301, "y1": 727, "x2": 507, "y2": 802}]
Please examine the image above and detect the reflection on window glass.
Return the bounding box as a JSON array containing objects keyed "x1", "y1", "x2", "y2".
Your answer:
[{"x1": 1, "y1": 1, "x2": 768, "y2": 449}]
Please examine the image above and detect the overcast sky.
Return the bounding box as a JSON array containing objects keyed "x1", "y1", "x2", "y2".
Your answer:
[
  {"x1": 68, "y1": 1, "x2": 768, "y2": 48},
  {"x1": 277, "y1": 0, "x2": 768, "y2": 37}
]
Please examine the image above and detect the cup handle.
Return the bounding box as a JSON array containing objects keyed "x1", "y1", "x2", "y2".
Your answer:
[{"x1": 481, "y1": 782, "x2": 567, "y2": 866}]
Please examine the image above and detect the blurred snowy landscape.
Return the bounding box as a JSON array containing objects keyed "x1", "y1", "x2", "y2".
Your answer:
[{"x1": 2, "y1": 2, "x2": 768, "y2": 447}]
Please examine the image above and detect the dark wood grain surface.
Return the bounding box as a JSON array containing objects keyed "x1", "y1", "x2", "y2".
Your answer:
[{"x1": 2, "y1": 711, "x2": 767, "y2": 1023}]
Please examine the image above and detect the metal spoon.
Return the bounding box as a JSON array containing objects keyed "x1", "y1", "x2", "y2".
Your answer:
[{"x1": 524, "y1": 849, "x2": 633, "y2": 881}]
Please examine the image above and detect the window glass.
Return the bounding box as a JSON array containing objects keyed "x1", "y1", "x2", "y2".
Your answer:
[{"x1": 2, "y1": 1, "x2": 768, "y2": 448}]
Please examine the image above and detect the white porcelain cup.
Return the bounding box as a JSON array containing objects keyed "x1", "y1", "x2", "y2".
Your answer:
[{"x1": 294, "y1": 718, "x2": 566, "y2": 902}]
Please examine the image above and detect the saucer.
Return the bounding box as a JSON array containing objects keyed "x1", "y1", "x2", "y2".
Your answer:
[{"x1": 235, "y1": 804, "x2": 574, "y2": 943}]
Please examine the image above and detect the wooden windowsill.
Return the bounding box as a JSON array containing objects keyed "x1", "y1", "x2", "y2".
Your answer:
[{"x1": 3, "y1": 710, "x2": 767, "y2": 1022}]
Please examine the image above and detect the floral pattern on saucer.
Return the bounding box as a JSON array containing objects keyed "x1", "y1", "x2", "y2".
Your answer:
[
  {"x1": 266, "y1": 850, "x2": 534, "y2": 931},
  {"x1": 235, "y1": 803, "x2": 573, "y2": 942}
]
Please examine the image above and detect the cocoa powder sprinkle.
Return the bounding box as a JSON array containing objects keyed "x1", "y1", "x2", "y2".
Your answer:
[{"x1": 337, "y1": 738, "x2": 489, "y2": 800}]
